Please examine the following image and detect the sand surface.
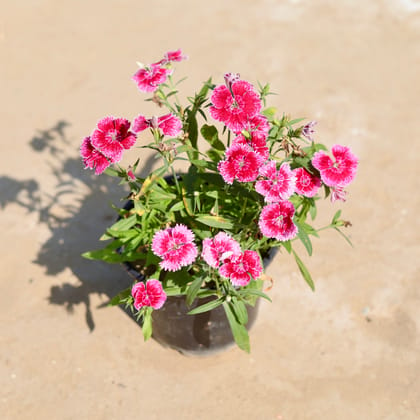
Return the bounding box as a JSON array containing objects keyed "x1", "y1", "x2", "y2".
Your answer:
[{"x1": 1, "y1": 0, "x2": 420, "y2": 419}]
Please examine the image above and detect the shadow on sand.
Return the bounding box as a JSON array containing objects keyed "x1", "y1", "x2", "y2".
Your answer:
[{"x1": 2, "y1": 121, "x2": 155, "y2": 331}]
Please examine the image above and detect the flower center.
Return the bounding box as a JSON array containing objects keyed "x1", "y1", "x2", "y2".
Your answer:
[{"x1": 107, "y1": 129, "x2": 119, "y2": 143}]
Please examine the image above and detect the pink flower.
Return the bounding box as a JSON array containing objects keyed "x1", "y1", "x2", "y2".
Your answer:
[
  {"x1": 218, "y1": 143, "x2": 260, "y2": 184},
  {"x1": 90, "y1": 117, "x2": 137, "y2": 163},
  {"x1": 219, "y1": 250, "x2": 263, "y2": 287},
  {"x1": 163, "y1": 49, "x2": 187, "y2": 63},
  {"x1": 259, "y1": 202, "x2": 298, "y2": 241},
  {"x1": 132, "y1": 113, "x2": 182, "y2": 137},
  {"x1": 312, "y1": 144, "x2": 358, "y2": 187},
  {"x1": 132, "y1": 279, "x2": 167, "y2": 310},
  {"x1": 293, "y1": 167, "x2": 322, "y2": 197},
  {"x1": 132, "y1": 63, "x2": 172, "y2": 93},
  {"x1": 234, "y1": 114, "x2": 270, "y2": 136},
  {"x1": 152, "y1": 224, "x2": 198, "y2": 272},
  {"x1": 330, "y1": 186, "x2": 347, "y2": 202},
  {"x1": 80, "y1": 136, "x2": 110, "y2": 175},
  {"x1": 232, "y1": 131, "x2": 269, "y2": 163},
  {"x1": 256, "y1": 161, "x2": 296, "y2": 202},
  {"x1": 209, "y1": 80, "x2": 262, "y2": 132},
  {"x1": 301, "y1": 121, "x2": 317, "y2": 141},
  {"x1": 127, "y1": 168, "x2": 136, "y2": 180},
  {"x1": 201, "y1": 232, "x2": 241, "y2": 268}
]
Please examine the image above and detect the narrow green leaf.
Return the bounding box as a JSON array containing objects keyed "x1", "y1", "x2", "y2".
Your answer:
[
  {"x1": 334, "y1": 227, "x2": 354, "y2": 247},
  {"x1": 103, "y1": 167, "x2": 120, "y2": 177},
  {"x1": 309, "y1": 203, "x2": 317, "y2": 220},
  {"x1": 200, "y1": 124, "x2": 225, "y2": 150},
  {"x1": 238, "y1": 288, "x2": 272, "y2": 302},
  {"x1": 296, "y1": 222, "x2": 313, "y2": 256},
  {"x1": 142, "y1": 308, "x2": 153, "y2": 341},
  {"x1": 105, "y1": 228, "x2": 138, "y2": 240},
  {"x1": 196, "y1": 214, "x2": 234, "y2": 229},
  {"x1": 288, "y1": 117, "x2": 306, "y2": 125},
  {"x1": 261, "y1": 107, "x2": 277, "y2": 119},
  {"x1": 186, "y1": 276, "x2": 205, "y2": 307},
  {"x1": 103, "y1": 214, "x2": 137, "y2": 237},
  {"x1": 223, "y1": 302, "x2": 250, "y2": 353},
  {"x1": 190, "y1": 159, "x2": 209, "y2": 167},
  {"x1": 292, "y1": 250, "x2": 315, "y2": 291},
  {"x1": 187, "y1": 297, "x2": 224, "y2": 315},
  {"x1": 232, "y1": 298, "x2": 248, "y2": 325},
  {"x1": 282, "y1": 240, "x2": 292, "y2": 253},
  {"x1": 108, "y1": 287, "x2": 131, "y2": 306},
  {"x1": 168, "y1": 201, "x2": 184, "y2": 212},
  {"x1": 332, "y1": 209, "x2": 342, "y2": 224},
  {"x1": 186, "y1": 109, "x2": 198, "y2": 159}
]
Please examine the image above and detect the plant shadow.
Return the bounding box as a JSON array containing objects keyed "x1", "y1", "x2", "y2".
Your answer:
[{"x1": 6, "y1": 120, "x2": 156, "y2": 331}]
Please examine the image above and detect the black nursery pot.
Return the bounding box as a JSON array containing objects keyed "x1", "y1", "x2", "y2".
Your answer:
[
  {"x1": 122, "y1": 251, "x2": 275, "y2": 356},
  {"x1": 151, "y1": 294, "x2": 260, "y2": 356}
]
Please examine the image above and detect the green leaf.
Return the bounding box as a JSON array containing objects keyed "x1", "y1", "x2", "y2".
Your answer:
[
  {"x1": 186, "y1": 109, "x2": 198, "y2": 159},
  {"x1": 186, "y1": 276, "x2": 205, "y2": 307},
  {"x1": 309, "y1": 203, "x2": 317, "y2": 220},
  {"x1": 332, "y1": 209, "x2": 342, "y2": 224},
  {"x1": 162, "y1": 268, "x2": 190, "y2": 294},
  {"x1": 292, "y1": 250, "x2": 315, "y2": 291},
  {"x1": 187, "y1": 297, "x2": 224, "y2": 315},
  {"x1": 142, "y1": 308, "x2": 153, "y2": 341},
  {"x1": 195, "y1": 214, "x2": 234, "y2": 229},
  {"x1": 100, "y1": 214, "x2": 137, "y2": 240},
  {"x1": 333, "y1": 227, "x2": 354, "y2": 247},
  {"x1": 168, "y1": 201, "x2": 185, "y2": 212},
  {"x1": 282, "y1": 240, "x2": 292, "y2": 254},
  {"x1": 108, "y1": 287, "x2": 131, "y2": 306},
  {"x1": 148, "y1": 184, "x2": 177, "y2": 201},
  {"x1": 105, "y1": 228, "x2": 138, "y2": 240},
  {"x1": 103, "y1": 167, "x2": 120, "y2": 177},
  {"x1": 261, "y1": 107, "x2": 277, "y2": 119},
  {"x1": 206, "y1": 148, "x2": 224, "y2": 163},
  {"x1": 201, "y1": 124, "x2": 225, "y2": 150},
  {"x1": 223, "y1": 302, "x2": 250, "y2": 353},
  {"x1": 295, "y1": 221, "x2": 313, "y2": 256},
  {"x1": 288, "y1": 117, "x2": 306, "y2": 126},
  {"x1": 190, "y1": 159, "x2": 209, "y2": 167},
  {"x1": 232, "y1": 298, "x2": 248, "y2": 325},
  {"x1": 238, "y1": 288, "x2": 272, "y2": 303}
]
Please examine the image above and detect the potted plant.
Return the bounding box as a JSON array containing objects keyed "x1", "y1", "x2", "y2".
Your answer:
[{"x1": 80, "y1": 49, "x2": 358, "y2": 354}]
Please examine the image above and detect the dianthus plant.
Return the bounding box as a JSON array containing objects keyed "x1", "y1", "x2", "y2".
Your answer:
[{"x1": 81, "y1": 49, "x2": 358, "y2": 352}]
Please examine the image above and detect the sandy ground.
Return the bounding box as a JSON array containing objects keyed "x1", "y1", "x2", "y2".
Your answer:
[{"x1": 1, "y1": 0, "x2": 420, "y2": 419}]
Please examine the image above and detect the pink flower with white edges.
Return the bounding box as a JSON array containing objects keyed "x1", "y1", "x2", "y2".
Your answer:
[
  {"x1": 132, "y1": 279, "x2": 167, "y2": 310},
  {"x1": 152, "y1": 224, "x2": 198, "y2": 272},
  {"x1": 132, "y1": 113, "x2": 182, "y2": 137},
  {"x1": 219, "y1": 250, "x2": 263, "y2": 287},
  {"x1": 256, "y1": 161, "x2": 296, "y2": 202},
  {"x1": 90, "y1": 117, "x2": 137, "y2": 163},
  {"x1": 330, "y1": 186, "x2": 347, "y2": 203},
  {"x1": 293, "y1": 167, "x2": 322, "y2": 198},
  {"x1": 234, "y1": 114, "x2": 270, "y2": 136},
  {"x1": 163, "y1": 49, "x2": 188, "y2": 63},
  {"x1": 80, "y1": 136, "x2": 110, "y2": 175},
  {"x1": 218, "y1": 143, "x2": 261, "y2": 184},
  {"x1": 232, "y1": 131, "x2": 269, "y2": 163},
  {"x1": 209, "y1": 80, "x2": 262, "y2": 132},
  {"x1": 132, "y1": 63, "x2": 172, "y2": 93},
  {"x1": 258, "y1": 202, "x2": 298, "y2": 241},
  {"x1": 311, "y1": 144, "x2": 358, "y2": 187},
  {"x1": 201, "y1": 232, "x2": 241, "y2": 268}
]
